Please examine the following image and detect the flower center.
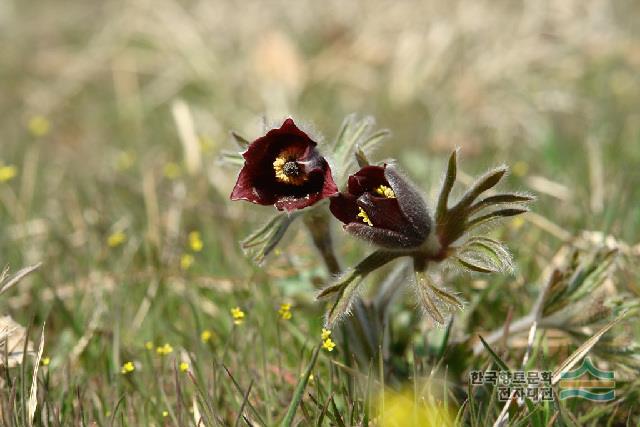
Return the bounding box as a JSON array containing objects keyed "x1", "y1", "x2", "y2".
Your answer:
[
  {"x1": 357, "y1": 207, "x2": 373, "y2": 226},
  {"x1": 283, "y1": 161, "x2": 301, "y2": 177},
  {"x1": 273, "y1": 149, "x2": 308, "y2": 186},
  {"x1": 374, "y1": 185, "x2": 395, "y2": 198}
]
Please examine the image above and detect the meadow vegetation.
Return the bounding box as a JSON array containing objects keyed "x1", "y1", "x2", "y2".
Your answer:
[{"x1": 1, "y1": 0, "x2": 640, "y2": 425}]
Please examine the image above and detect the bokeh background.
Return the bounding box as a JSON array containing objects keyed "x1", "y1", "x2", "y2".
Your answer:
[{"x1": 1, "y1": 0, "x2": 640, "y2": 425}]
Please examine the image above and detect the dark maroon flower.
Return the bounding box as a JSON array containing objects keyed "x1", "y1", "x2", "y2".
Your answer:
[
  {"x1": 230, "y1": 118, "x2": 338, "y2": 211},
  {"x1": 329, "y1": 164, "x2": 432, "y2": 249}
]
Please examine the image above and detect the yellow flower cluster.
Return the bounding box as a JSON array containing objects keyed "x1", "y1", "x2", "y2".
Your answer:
[
  {"x1": 0, "y1": 165, "x2": 17, "y2": 183},
  {"x1": 107, "y1": 231, "x2": 126, "y2": 248},
  {"x1": 188, "y1": 231, "x2": 203, "y2": 252},
  {"x1": 179, "y1": 362, "x2": 189, "y2": 372},
  {"x1": 180, "y1": 254, "x2": 194, "y2": 270},
  {"x1": 121, "y1": 361, "x2": 135, "y2": 374},
  {"x1": 231, "y1": 307, "x2": 245, "y2": 325},
  {"x1": 181, "y1": 231, "x2": 203, "y2": 270},
  {"x1": 156, "y1": 343, "x2": 173, "y2": 356},
  {"x1": 200, "y1": 329, "x2": 213, "y2": 343},
  {"x1": 278, "y1": 303, "x2": 292, "y2": 320},
  {"x1": 321, "y1": 328, "x2": 336, "y2": 352}
]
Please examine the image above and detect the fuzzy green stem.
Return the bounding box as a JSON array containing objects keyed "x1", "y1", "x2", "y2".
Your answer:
[{"x1": 303, "y1": 210, "x2": 341, "y2": 275}]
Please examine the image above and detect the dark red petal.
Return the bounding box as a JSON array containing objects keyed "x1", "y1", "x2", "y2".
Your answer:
[
  {"x1": 278, "y1": 118, "x2": 315, "y2": 142},
  {"x1": 329, "y1": 193, "x2": 359, "y2": 224},
  {"x1": 356, "y1": 193, "x2": 407, "y2": 233},
  {"x1": 344, "y1": 223, "x2": 419, "y2": 249},
  {"x1": 275, "y1": 193, "x2": 321, "y2": 211},
  {"x1": 230, "y1": 166, "x2": 276, "y2": 205},
  {"x1": 348, "y1": 165, "x2": 388, "y2": 195},
  {"x1": 320, "y1": 162, "x2": 338, "y2": 198},
  {"x1": 384, "y1": 165, "x2": 431, "y2": 239},
  {"x1": 230, "y1": 118, "x2": 336, "y2": 211}
]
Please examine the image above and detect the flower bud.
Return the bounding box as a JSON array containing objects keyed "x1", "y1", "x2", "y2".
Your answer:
[{"x1": 329, "y1": 164, "x2": 432, "y2": 250}]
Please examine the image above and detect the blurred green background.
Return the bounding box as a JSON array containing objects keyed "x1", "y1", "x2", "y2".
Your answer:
[{"x1": 1, "y1": 0, "x2": 640, "y2": 425}]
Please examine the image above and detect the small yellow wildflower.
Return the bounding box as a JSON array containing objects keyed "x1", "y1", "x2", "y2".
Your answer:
[
  {"x1": 188, "y1": 231, "x2": 203, "y2": 252},
  {"x1": 278, "y1": 303, "x2": 292, "y2": 320},
  {"x1": 512, "y1": 161, "x2": 529, "y2": 177},
  {"x1": 230, "y1": 307, "x2": 245, "y2": 325},
  {"x1": 156, "y1": 343, "x2": 173, "y2": 356},
  {"x1": 357, "y1": 207, "x2": 373, "y2": 226},
  {"x1": 322, "y1": 338, "x2": 336, "y2": 352},
  {"x1": 300, "y1": 373, "x2": 314, "y2": 382},
  {"x1": 0, "y1": 165, "x2": 17, "y2": 183},
  {"x1": 41, "y1": 357, "x2": 50, "y2": 366},
  {"x1": 179, "y1": 362, "x2": 189, "y2": 372},
  {"x1": 163, "y1": 162, "x2": 182, "y2": 179},
  {"x1": 145, "y1": 341, "x2": 154, "y2": 350},
  {"x1": 200, "y1": 329, "x2": 213, "y2": 343},
  {"x1": 121, "y1": 361, "x2": 135, "y2": 374},
  {"x1": 180, "y1": 253, "x2": 195, "y2": 270},
  {"x1": 107, "y1": 231, "x2": 126, "y2": 248},
  {"x1": 162, "y1": 411, "x2": 169, "y2": 418},
  {"x1": 375, "y1": 185, "x2": 396, "y2": 198},
  {"x1": 116, "y1": 150, "x2": 136, "y2": 171},
  {"x1": 27, "y1": 115, "x2": 50, "y2": 137},
  {"x1": 321, "y1": 328, "x2": 332, "y2": 340}
]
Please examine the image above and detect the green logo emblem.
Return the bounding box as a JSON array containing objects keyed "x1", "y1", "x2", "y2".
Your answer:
[{"x1": 559, "y1": 357, "x2": 615, "y2": 401}]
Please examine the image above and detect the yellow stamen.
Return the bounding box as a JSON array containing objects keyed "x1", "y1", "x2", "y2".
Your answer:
[
  {"x1": 357, "y1": 207, "x2": 373, "y2": 226},
  {"x1": 375, "y1": 185, "x2": 395, "y2": 198},
  {"x1": 273, "y1": 148, "x2": 307, "y2": 185}
]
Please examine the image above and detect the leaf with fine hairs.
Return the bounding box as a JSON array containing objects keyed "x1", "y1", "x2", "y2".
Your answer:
[
  {"x1": 436, "y1": 149, "x2": 458, "y2": 223},
  {"x1": 460, "y1": 237, "x2": 514, "y2": 273},
  {"x1": 354, "y1": 145, "x2": 370, "y2": 168},
  {"x1": 317, "y1": 270, "x2": 358, "y2": 299},
  {"x1": 241, "y1": 212, "x2": 301, "y2": 264},
  {"x1": 453, "y1": 166, "x2": 508, "y2": 211},
  {"x1": 325, "y1": 276, "x2": 364, "y2": 327},
  {"x1": 468, "y1": 193, "x2": 535, "y2": 216},
  {"x1": 413, "y1": 271, "x2": 464, "y2": 326},
  {"x1": 466, "y1": 207, "x2": 529, "y2": 231},
  {"x1": 455, "y1": 251, "x2": 501, "y2": 274},
  {"x1": 220, "y1": 150, "x2": 245, "y2": 166},
  {"x1": 332, "y1": 114, "x2": 389, "y2": 184},
  {"x1": 231, "y1": 131, "x2": 250, "y2": 148}
]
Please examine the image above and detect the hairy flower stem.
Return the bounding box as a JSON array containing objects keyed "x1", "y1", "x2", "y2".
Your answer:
[
  {"x1": 303, "y1": 210, "x2": 341, "y2": 275},
  {"x1": 304, "y1": 210, "x2": 388, "y2": 362}
]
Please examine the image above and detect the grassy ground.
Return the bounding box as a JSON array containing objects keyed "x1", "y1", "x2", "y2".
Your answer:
[{"x1": 1, "y1": 0, "x2": 640, "y2": 425}]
